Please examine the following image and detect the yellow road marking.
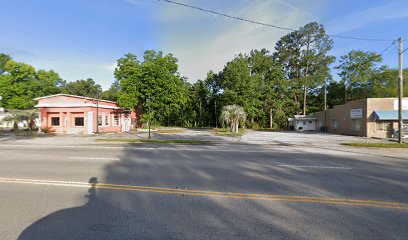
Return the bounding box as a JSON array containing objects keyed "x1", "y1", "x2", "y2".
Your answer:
[{"x1": 0, "y1": 177, "x2": 407, "y2": 210}]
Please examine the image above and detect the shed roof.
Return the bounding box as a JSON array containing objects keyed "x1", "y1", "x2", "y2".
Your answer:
[
  {"x1": 293, "y1": 115, "x2": 317, "y2": 120},
  {"x1": 373, "y1": 110, "x2": 408, "y2": 120}
]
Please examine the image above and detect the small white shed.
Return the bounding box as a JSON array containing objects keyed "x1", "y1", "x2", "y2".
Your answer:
[{"x1": 288, "y1": 115, "x2": 317, "y2": 131}]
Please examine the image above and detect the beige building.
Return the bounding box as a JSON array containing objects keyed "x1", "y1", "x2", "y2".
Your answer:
[{"x1": 313, "y1": 98, "x2": 408, "y2": 138}]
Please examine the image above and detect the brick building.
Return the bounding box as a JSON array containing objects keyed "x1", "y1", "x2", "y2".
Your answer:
[{"x1": 313, "y1": 98, "x2": 408, "y2": 138}]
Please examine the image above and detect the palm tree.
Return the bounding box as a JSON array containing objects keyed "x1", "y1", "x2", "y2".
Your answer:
[
  {"x1": 24, "y1": 110, "x2": 39, "y2": 131},
  {"x1": 219, "y1": 105, "x2": 246, "y2": 133},
  {"x1": 2, "y1": 110, "x2": 26, "y2": 130},
  {"x1": 1, "y1": 110, "x2": 38, "y2": 131}
]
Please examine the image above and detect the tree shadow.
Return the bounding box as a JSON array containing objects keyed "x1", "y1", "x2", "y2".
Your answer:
[
  {"x1": 17, "y1": 177, "x2": 156, "y2": 240},
  {"x1": 96, "y1": 146, "x2": 408, "y2": 239},
  {"x1": 16, "y1": 143, "x2": 408, "y2": 239},
  {"x1": 0, "y1": 131, "x2": 58, "y2": 142}
]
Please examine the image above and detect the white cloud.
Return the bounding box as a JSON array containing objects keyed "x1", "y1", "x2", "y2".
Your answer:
[
  {"x1": 125, "y1": 0, "x2": 144, "y2": 5},
  {"x1": 100, "y1": 63, "x2": 118, "y2": 72},
  {"x1": 157, "y1": 0, "x2": 313, "y2": 82}
]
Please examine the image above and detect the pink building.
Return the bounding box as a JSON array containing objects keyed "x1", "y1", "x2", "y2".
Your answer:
[{"x1": 35, "y1": 94, "x2": 136, "y2": 134}]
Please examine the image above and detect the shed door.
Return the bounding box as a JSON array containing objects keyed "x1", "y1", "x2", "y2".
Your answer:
[{"x1": 87, "y1": 112, "x2": 94, "y2": 134}]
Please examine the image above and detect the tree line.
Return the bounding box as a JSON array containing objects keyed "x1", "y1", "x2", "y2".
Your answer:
[{"x1": 1, "y1": 22, "x2": 407, "y2": 129}]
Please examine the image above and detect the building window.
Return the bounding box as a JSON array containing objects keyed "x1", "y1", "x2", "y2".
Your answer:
[
  {"x1": 51, "y1": 117, "x2": 60, "y2": 126},
  {"x1": 384, "y1": 122, "x2": 392, "y2": 131},
  {"x1": 113, "y1": 114, "x2": 120, "y2": 126},
  {"x1": 352, "y1": 119, "x2": 361, "y2": 132},
  {"x1": 75, "y1": 117, "x2": 84, "y2": 126},
  {"x1": 331, "y1": 119, "x2": 338, "y2": 130},
  {"x1": 104, "y1": 113, "x2": 110, "y2": 126},
  {"x1": 376, "y1": 121, "x2": 392, "y2": 132},
  {"x1": 376, "y1": 122, "x2": 383, "y2": 131},
  {"x1": 97, "y1": 113, "x2": 102, "y2": 126}
]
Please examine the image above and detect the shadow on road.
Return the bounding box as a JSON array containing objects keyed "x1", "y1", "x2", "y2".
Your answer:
[
  {"x1": 16, "y1": 143, "x2": 408, "y2": 239},
  {"x1": 17, "y1": 177, "x2": 157, "y2": 240}
]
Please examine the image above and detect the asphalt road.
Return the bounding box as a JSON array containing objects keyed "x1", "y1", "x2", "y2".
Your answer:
[{"x1": 0, "y1": 141, "x2": 407, "y2": 239}]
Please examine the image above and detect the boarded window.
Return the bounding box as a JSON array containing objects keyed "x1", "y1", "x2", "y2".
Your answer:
[
  {"x1": 352, "y1": 119, "x2": 361, "y2": 132},
  {"x1": 331, "y1": 119, "x2": 338, "y2": 129},
  {"x1": 75, "y1": 117, "x2": 84, "y2": 126},
  {"x1": 51, "y1": 117, "x2": 60, "y2": 126}
]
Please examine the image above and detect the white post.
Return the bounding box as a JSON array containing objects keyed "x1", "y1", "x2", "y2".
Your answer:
[
  {"x1": 398, "y1": 37, "x2": 404, "y2": 143},
  {"x1": 37, "y1": 112, "x2": 42, "y2": 133}
]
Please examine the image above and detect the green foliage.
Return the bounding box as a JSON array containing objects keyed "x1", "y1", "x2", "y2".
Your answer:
[
  {"x1": 187, "y1": 79, "x2": 211, "y2": 127},
  {"x1": 368, "y1": 67, "x2": 408, "y2": 97},
  {"x1": 96, "y1": 138, "x2": 210, "y2": 144},
  {"x1": 341, "y1": 143, "x2": 408, "y2": 148},
  {"x1": 1, "y1": 20, "x2": 404, "y2": 131},
  {"x1": 213, "y1": 128, "x2": 244, "y2": 137},
  {"x1": 274, "y1": 22, "x2": 334, "y2": 115},
  {"x1": 115, "y1": 50, "x2": 189, "y2": 126},
  {"x1": 0, "y1": 53, "x2": 11, "y2": 74},
  {"x1": 335, "y1": 50, "x2": 382, "y2": 102},
  {"x1": 1, "y1": 109, "x2": 38, "y2": 131},
  {"x1": 35, "y1": 70, "x2": 64, "y2": 96},
  {"x1": 99, "y1": 80, "x2": 121, "y2": 101},
  {"x1": 219, "y1": 105, "x2": 246, "y2": 133},
  {"x1": 248, "y1": 49, "x2": 292, "y2": 129},
  {"x1": 0, "y1": 58, "x2": 64, "y2": 109},
  {"x1": 221, "y1": 54, "x2": 261, "y2": 122},
  {"x1": 61, "y1": 78, "x2": 102, "y2": 98}
]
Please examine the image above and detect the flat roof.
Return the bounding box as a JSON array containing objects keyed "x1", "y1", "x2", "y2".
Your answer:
[{"x1": 34, "y1": 94, "x2": 117, "y2": 104}]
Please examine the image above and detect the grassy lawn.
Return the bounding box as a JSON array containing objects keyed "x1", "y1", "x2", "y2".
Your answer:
[
  {"x1": 155, "y1": 129, "x2": 185, "y2": 134},
  {"x1": 96, "y1": 138, "x2": 210, "y2": 144},
  {"x1": 253, "y1": 128, "x2": 280, "y2": 131},
  {"x1": 341, "y1": 143, "x2": 408, "y2": 148},
  {"x1": 213, "y1": 128, "x2": 244, "y2": 137}
]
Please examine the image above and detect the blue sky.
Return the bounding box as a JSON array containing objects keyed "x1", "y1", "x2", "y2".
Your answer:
[{"x1": 1, "y1": 0, "x2": 407, "y2": 89}]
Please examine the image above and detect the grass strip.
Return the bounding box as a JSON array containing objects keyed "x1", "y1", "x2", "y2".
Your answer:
[
  {"x1": 96, "y1": 138, "x2": 210, "y2": 145},
  {"x1": 213, "y1": 128, "x2": 244, "y2": 137},
  {"x1": 341, "y1": 143, "x2": 408, "y2": 148}
]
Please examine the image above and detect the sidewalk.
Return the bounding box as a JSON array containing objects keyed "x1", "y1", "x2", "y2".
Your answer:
[{"x1": 0, "y1": 128, "x2": 240, "y2": 146}]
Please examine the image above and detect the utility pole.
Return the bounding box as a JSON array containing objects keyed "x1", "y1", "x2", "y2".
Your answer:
[
  {"x1": 96, "y1": 96, "x2": 99, "y2": 134},
  {"x1": 324, "y1": 83, "x2": 327, "y2": 111},
  {"x1": 215, "y1": 100, "x2": 217, "y2": 128},
  {"x1": 148, "y1": 94, "x2": 151, "y2": 139},
  {"x1": 199, "y1": 100, "x2": 202, "y2": 127},
  {"x1": 398, "y1": 37, "x2": 404, "y2": 144},
  {"x1": 324, "y1": 82, "x2": 327, "y2": 132}
]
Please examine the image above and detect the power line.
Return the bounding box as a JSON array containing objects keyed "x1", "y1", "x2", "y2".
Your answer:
[
  {"x1": 157, "y1": 0, "x2": 395, "y2": 42},
  {"x1": 379, "y1": 40, "x2": 396, "y2": 55},
  {"x1": 158, "y1": 0, "x2": 295, "y2": 31},
  {"x1": 328, "y1": 34, "x2": 394, "y2": 42},
  {"x1": 402, "y1": 47, "x2": 408, "y2": 54}
]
